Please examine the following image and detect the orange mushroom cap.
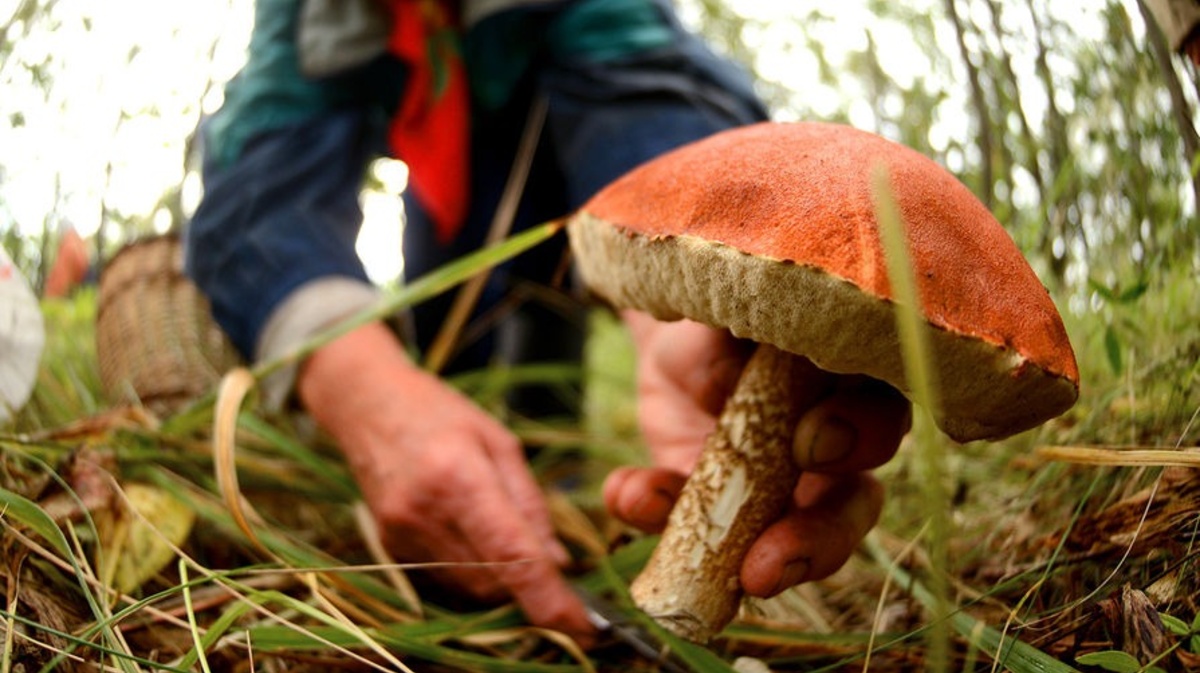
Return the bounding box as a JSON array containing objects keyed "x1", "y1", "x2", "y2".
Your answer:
[{"x1": 568, "y1": 121, "x2": 1079, "y2": 442}]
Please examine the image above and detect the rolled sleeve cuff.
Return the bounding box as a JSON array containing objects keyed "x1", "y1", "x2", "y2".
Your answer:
[{"x1": 255, "y1": 276, "x2": 381, "y2": 410}]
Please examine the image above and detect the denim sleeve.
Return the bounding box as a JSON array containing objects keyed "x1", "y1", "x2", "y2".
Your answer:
[
  {"x1": 540, "y1": 0, "x2": 770, "y2": 208},
  {"x1": 184, "y1": 110, "x2": 383, "y2": 359}
]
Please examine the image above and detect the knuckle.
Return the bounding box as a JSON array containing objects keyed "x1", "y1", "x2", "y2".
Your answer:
[{"x1": 371, "y1": 490, "x2": 422, "y2": 529}]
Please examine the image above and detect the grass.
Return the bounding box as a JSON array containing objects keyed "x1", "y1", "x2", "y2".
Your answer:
[{"x1": 1, "y1": 223, "x2": 1198, "y2": 672}]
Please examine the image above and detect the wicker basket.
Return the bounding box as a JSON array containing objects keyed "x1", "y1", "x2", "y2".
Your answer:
[{"x1": 95, "y1": 234, "x2": 241, "y2": 416}]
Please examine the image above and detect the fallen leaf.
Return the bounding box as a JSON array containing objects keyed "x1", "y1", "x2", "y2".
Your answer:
[{"x1": 98, "y1": 482, "x2": 195, "y2": 594}]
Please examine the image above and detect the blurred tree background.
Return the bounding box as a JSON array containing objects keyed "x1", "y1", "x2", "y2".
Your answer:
[
  {"x1": 678, "y1": 0, "x2": 1198, "y2": 291},
  {"x1": 4, "y1": 0, "x2": 1197, "y2": 351},
  {"x1": 4, "y1": 0, "x2": 1197, "y2": 301}
]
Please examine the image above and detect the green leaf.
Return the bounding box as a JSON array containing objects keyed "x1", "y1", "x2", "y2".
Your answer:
[
  {"x1": 100, "y1": 483, "x2": 195, "y2": 594},
  {"x1": 1160, "y1": 613, "x2": 1189, "y2": 636},
  {"x1": 1075, "y1": 650, "x2": 1141, "y2": 672},
  {"x1": 1104, "y1": 325, "x2": 1123, "y2": 375},
  {"x1": 1192, "y1": 611, "x2": 1200, "y2": 653}
]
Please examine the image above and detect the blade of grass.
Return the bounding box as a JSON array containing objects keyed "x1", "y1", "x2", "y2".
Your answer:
[
  {"x1": 2, "y1": 560, "x2": 19, "y2": 673},
  {"x1": 119, "y1": 564, "x2": 398, "y2": 672},
  {"x1": 172, "y1": 582, "x2": 403, "y2": 673},
  {"x1": 178, "y1": 560, "x2": 213, "y2": 673},
  {"x1": 245, "y1": 622, "x2": 585, "y2": 672},
  {"x1": 450, "y1": 362, "x2": 582, "y2": 406},
  {"x1": 144, "y1": 469, "x2": 421, "y2": 615},
  {"x1": 0, "y1": 488, "x2": 71, "y2": 557},
  {"x1": 297, "y1": 570, "x2": 417, "y2": 672},
  {"x1": 0, "y1": 609, "x2": 192, "y2": 673},
  {"x1": 257, "y1": 219, "x2": 563, "y2": 378},
  {"x1": 864, "y1": 534, "x2": 1082, "y2": 673},
  {"x1": 5, "y1": 515, "x2": 203, "y2": 670},
  {"x1": 235, "y1": 412, "x2": 358, "y2": 499},
  {"x1": 863, "y1": 520, "x2": 928, "y2": 672},
  {"x1": 162, "y1": 219, "x2": 565, "y2": 436},
  {"x1": 172, "y1": 597, "x2": 256, "y2": 670},
  {"x1": 62, "y1": 525, "x2": 140, "y2": 673},
  {"x1": 873, "y1": 164, "x2": 952, "y2": 672},
  {"x1": 425, "y1": 95, "x2": 548, "y2": 374},
  {"x1": 0, "y1": 485, "x2": 140, "y2": 672},
  {"x1": 212, "y1": 367, "x2": 275, "y2": 561},
  {"x1": 352, "y1": 502, "x2": 423, "y2": 617}
]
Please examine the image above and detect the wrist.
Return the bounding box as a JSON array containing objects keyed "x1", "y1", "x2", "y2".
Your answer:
[{"x1": 296, "y1": 322, "x2": 424, "y2": 451}]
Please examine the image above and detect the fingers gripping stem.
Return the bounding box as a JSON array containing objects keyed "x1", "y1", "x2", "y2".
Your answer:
[{"x1": 630, "y1": 344, "x2": 828, "y2": 642}]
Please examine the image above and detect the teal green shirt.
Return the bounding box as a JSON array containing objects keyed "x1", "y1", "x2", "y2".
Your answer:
[
  {"x1": 207, "y1": 0, "x2": 675, "y2": 167},
  {"x1": 206, "y1": 0, "x2": 347, "y2": 169},
  {"x1": 465, "y1": 0, "x2": 674, "y2": 110}
]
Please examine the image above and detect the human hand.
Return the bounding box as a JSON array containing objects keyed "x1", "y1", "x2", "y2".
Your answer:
[
  {"x1": 603, "y1": 311, "x2": 911, "y2": 598},
  {"x1": 297, "y1": 322, "x2": 595, "y2": 643}
]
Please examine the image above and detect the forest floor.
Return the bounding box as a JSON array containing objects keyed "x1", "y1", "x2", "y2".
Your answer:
[{"x1": 1, "y1": 262, "x2": 1197, "y2": 672}]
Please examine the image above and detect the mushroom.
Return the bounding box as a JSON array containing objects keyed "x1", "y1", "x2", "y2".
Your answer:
[{"x1": 566, "y1": 121, "x2": 1079, "y2": 642}]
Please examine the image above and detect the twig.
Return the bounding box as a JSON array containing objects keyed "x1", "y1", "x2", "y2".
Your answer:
[{"x1": 1036, "y1": 445, "x2": 1200, "y2": 468}]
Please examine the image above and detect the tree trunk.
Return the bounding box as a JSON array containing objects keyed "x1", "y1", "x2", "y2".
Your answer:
[
  {"x1": 944, "y1": 0, "x2": 995, "y2": 210},
  {"x1": 1136, "y1": 0, "x2": 1200, "y2": 216}
]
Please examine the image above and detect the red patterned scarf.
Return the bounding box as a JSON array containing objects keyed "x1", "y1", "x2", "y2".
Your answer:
[{"x1": 386, "y1": 0, "x2": 470, "y2": 244}]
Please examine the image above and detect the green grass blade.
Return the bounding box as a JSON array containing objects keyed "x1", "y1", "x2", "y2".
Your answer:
[
  {"x1": 0, "y1": 484, "x2": 140, "y2": 672},
  {"x1": 163, "y1": 219, "x2": 564, "y2": 435},
  {"x1": 235, "y1": 412, "x2": 358, "y2": 500},
  {"x1": 252, "y1": 220, "x2": 565, "y2": 382},
  {"x1": 0, "y1": 487, "x2": 71, "y2": 557},
  {"x1": 178, "y1": 560, "x2": 213, "y2": 673},
  {"x1": 865, "y1": 534, "x2": 1082, "y2": 673},
  {"x1": 247, "y1": 622, "x2": 585, "y2": 672},
  {"x1": 0, "y1": 609, "x2": 191, "y2": 673},
  {"x1": 873, "y1": 165, "x2": 952, "y2": 672}
]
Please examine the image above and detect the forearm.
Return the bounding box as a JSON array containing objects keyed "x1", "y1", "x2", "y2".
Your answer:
[{"x1": 295, "y1": 321, "x2": 419, "y2": 474}]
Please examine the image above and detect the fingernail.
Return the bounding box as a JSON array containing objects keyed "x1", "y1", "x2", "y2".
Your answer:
[
  {"x1": 794, "y1": 416, "x2": 856, "y2": 467},
  {"x1": 771, "y1": 558, "x2": 811, "y2": 596}
]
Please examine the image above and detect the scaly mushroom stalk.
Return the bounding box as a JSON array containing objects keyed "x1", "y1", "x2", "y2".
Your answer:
[{"x1": 630, "y1": 344, "x2": 827, "y2": 643}]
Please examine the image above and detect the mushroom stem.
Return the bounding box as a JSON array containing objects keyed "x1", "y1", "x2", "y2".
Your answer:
[{"x1": 630, "y1": 343, "x2": 829, "y2": 642}]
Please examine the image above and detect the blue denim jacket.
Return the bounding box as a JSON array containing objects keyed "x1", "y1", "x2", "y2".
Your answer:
[{"x1": 185, "y1": 0, "x2": 766, "y2": 395}]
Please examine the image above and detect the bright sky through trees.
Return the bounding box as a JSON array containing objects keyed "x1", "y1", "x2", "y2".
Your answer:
[{"x1": 0, "y1": 0, "x2": 1146, "y2": 285}]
